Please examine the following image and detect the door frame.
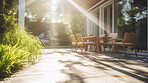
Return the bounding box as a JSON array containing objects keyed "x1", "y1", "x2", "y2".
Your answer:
[
  {"x1": 147, "y1": 0, "x2": 148, "y2": 53},
  {"x1": 99, "y1": 0, "x2": 114, "y2": 36}
]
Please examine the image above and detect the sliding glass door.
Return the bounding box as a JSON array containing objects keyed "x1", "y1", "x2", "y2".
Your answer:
[{"x1": 104, "y1": 4, "x2": 112, "y2": 35}]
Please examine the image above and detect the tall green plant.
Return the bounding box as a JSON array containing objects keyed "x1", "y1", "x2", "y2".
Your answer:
[
  {"x1": 0, "y1": 44, "x2": 30, "y2": 77},
  {"x1": 0, "y1": 0, "x2": 44, "y2": 77},
  {"x1": 1, "y1": 28, "x2": 44, "y2": 64},
  {"x1": 0, "y1": 7, "x2": 44, "y2": 63}
]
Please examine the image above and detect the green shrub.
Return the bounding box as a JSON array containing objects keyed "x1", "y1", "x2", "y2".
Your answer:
[
  {"x1": 0, "y1": 25, "x2": 44, "y2": 77},
  {"x1": 0, "y1": 0, "x2": 44, "y2": 78},
  {"x1": 0, "y1": 8, "x2": 44, "y2": 64},
  {"x1": 1, "y1": 28, "x2": 44, "y2": 64},
  {"x1": 0, "y1": 44, "x2": 30, "y2": 77}
]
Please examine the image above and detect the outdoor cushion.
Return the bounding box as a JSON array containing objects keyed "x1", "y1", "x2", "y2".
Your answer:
[
  {"x1": 72, "y1": 42, "x2": 77, "y2": 45},
  {"x1": 103, "y1": 42, "x2": 112, "y2": 44},
  {"x1": 100, "y1": 34, "x2": 105, "y2": 37},
  {"x1": 77, "y1": 42, "x2": 94, "y2": 45},
  {"x1": 113, "y1": 42, "x2": 133, "y2": 45}
]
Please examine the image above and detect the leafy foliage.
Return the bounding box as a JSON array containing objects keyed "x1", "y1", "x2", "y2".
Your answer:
[
  {"x1": 0, "y1": 27, "x2": 44, "y2": 63},
  {"x1": 115, "y1": 0, "x2": 147, "y2": 38},
  {"x1": 0, "y1": 44, "x2": 30, "y2": 77},
  {"x1": 25, "y1": 0, "x2": 52, "y2": 21},
  {"x1": 115, "y1": 0, "x2": 147, "y2": 50},
  {"x1": 63, "y1": 14, "x2": 86, "y2": 36},
  {"x1": 0, "y1": 0, "x2": 44, "y2": 77}
]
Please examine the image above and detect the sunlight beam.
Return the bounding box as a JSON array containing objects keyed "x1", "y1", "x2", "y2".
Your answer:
[
  {"x1": 68, "y1": 0, "x2": 107, "y2": 32},
  {"x1": 51, "y1": 0, "x2": 60, "y2": 23},
  {"x1": 25, "y1": 0, "x2": 35, "y2": 6}
]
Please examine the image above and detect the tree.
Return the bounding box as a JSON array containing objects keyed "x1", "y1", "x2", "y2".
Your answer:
[
  {"x1": 115, "y1": 0, "x2": 147, "y2": 50},
  {"x1": 63, "y1": 14, "x2": 86, "y2": 36},
  {"x1": 25, "y1": 0, "x2": 52, "y2": 21},
  {"x1": 0, "y1": 0, "x2": 18, "y2": 34},
  {"x1": 116, "y1": 0, "x2": 147, "y2": 37}
]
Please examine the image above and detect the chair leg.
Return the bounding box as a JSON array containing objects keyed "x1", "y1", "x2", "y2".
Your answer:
[
  {"x1": 93, "y1": 45, "x2": 95, "y2": 52},
  {"x1": 80, "y1": 45, "x2": 83, "y2": 52},
  {"x1": 75, "y1": 45, "x2": 77, "y2": 52},
  {"x1": 70, "y1": 46, "x2": 72, "y2": 51},
  {"x1": 115, "y1": 46, "x2": 117, "y2": 53},
  {"x1": 82, "y1": 45, "x2": 84, "y2": 52},
  {"x1": 94, "y1": 44, "x2": 97, "y2": 52},
  {"x1": 71, "y1": 46, "x2": 73, "y2": 52},
  {"x1": 114, "y1": 46, "x2": 118, "y2": 53},
  {"x1": 123, "y1": 45, "x2": 126, "y2": 56},
  {"x1": 134, "y1": 45, "x2": 137, "y2": 57},
  {"x1": 111, "y1": 44, "x2": 114, "y2": 53},
  {"x1": 79, "y1": 45, "x2": 81, "y2": 52},
  {"x1": 116, "y1": 46, "x2": 119, "y2": 53},
  {"x1": 89, "y1": 45, "x2": 92, "y2": 52},
  {"x1": 73, "y1": 46, "x2": 75, "y2": 52},
  {"x1": 76, "y1": 45, "x2": 78, "y2": 52},
  {"x1": 135, "y1": 49, "x2": 137, "y2": 57},
  {"x1": 103, "y1": 45, "x2": 105, "y2": 52},
  {"x1": 71, "y1": 45, "x2": 73, "y2": 52},
  {"x1": 109, "y1": 46, "x2": 111, "y2": 52},
  {"x1": 85, "y1": 45, "x2": 88, "y2": 52}
]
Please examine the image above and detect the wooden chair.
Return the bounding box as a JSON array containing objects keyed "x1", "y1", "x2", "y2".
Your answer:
[
  {"x1": 109, "y1": 33, "x2": 118, "y2": 39},
  {"x1": 100, "y1": 34, "x2": 106, "y2": 37},
  {"x1": 88, "y1": 34, "x2": 93, "y2": 37},
  {"x1": 100, "y1": 33, "x2": 118, "y2": 52},
  {"x1": 87, "y1": 34, "x2": 96, "y2": 52},
  {"x1": 70, "y1": 35, "x2": 77, "y2": 52},
  {"x1": 76, "y1": 33, "x2": 95, "y2": 52},
  {"x1": 112, "y1": 33, "x2": 137, "y2": 56},
  {"x1": 99, "y1": 34, "x2": 106, "y2": 45}
]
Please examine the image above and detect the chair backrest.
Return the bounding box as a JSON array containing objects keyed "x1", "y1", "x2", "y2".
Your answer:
[
  {"x1": 109, "y1": 33, "x2": 118, "y2": 38},
  {"x1": 88, "y1": 34, "x2": 93, "y2": 37},
  {"x1": 100, "y1": 34, "x2": 105, "y2": 37},
  {"x1": 70, "y1": 35, "x2": 76, "y2": 42},
  {"x1": 76, "y1": 33, "x2": 83, "y2": 42},
  {"x1": 123, "y1": 33, "x2": 135, "y2": 43}
]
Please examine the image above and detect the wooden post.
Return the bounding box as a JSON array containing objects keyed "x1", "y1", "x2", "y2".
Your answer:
[{"x1": 19, "y1": 0, "x2": 25, "y2": 29}]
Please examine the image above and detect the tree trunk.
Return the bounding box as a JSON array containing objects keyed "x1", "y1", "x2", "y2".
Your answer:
[
  {"x1": 0, "y1": 0, "x2": 5, "y2": 34},
  {"x1": 133, "y1": 19, "x2": 136, "y2": 33}
]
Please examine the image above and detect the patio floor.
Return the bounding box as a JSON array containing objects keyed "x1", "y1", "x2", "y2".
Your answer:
[{"x1": 1, "y1": 49, "x2": 148, "y2": 83}]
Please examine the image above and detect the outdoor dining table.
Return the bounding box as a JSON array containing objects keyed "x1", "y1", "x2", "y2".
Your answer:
[{"x1": 83, "y1": 36, "x2": 112, "y2": 53}]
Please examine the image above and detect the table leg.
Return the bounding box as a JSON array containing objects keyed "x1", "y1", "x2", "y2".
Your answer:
[
  {"x1": 85, "y1": 45, "x2": 88, "y2": 52},
  {"x1": 96, "y1": 38, "x2": 102, "y2": 53}
]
